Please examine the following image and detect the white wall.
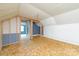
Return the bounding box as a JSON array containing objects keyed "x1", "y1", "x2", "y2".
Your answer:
[
  {"x1": 17, "y1": 17, "x2": 21, "y2": 33},
  {"x1": 10, "y1": 17, "x2": 20, "y2": 33},
  {"x1": 2, "y1": 17, "x2": 21, "y2": 34},
  {"x1": 10, "y1": 18, "x2": 16, "y2": 33},
  {"x1": 43, "y1": 9, "x2": 79, "y2": 45},
  {"x1": 44, "y1": 23, "x2": 79, "y2": 45},
  {"x1": 42, "y1": 17, "x2": 56, "y2": 26},
  {"x1": 2, "y1": 20, "x2": 10, "y2": 34},
  {"x1": 54, "y1": 9, "x2": 79, "y2": 25}
]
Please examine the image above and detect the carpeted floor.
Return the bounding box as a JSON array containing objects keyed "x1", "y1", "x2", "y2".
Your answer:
[{"x1": 0, "y1": 36, "x2": 79, "y2": 56}]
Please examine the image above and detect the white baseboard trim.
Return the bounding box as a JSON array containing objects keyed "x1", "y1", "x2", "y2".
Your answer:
[
  {"x1": 43, "y1": 35, "x2": 79, "y2": 46},
  {"x1": 32, "y1": 34, "x2": 42, "y2": 36}
]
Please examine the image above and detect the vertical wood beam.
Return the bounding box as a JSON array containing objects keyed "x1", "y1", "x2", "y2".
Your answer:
[
  {"x1": 30, "y1": 20, "x2": 33, "y2": 39},
  {"x1": 9, "y1": 19, "x2": 11, "y2": 46},
  {"x1": 16, "y1": 16, "x2": 18, "y2": 33},
  {"x1": 42, "y1": 25, "x2": 44, "y2": 35},
  {"x1": 40, "y1": 24, "x2": 42, "y2": 36},
  {"x1": 19, "y1": 17, "x2": 21, "y2": 35},
  {"x1": 0, "y1": 21, "x2": 3, "y2": 51},
  {"x1": 38, "y1": 20, "x2": 44, "y2": 36},
  {"x1": 9, "y1": 19, "x2": 11, "y2": 34},
  {"x1": 19, "y1": 16, "x2": 23, "y2": 33}
]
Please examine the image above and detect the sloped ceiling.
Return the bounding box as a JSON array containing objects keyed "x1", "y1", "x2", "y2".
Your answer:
[
  {"x1": 0, "y1": 3, "x2": 19, "y2": 21},
  {"x1": 1, "y1": 3, "x2": 79, "y2": 24},
  {"x1": 19, "y1": 3, "x2": 51, "y2": 20},
  {"x1": 30, "y1": 3, "x2": 79, "y2": 16}
]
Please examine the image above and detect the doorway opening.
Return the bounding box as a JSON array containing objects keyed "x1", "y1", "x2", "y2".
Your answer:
[{"x1": 21, "y1": 20, "x2": 30, "y2": 39}]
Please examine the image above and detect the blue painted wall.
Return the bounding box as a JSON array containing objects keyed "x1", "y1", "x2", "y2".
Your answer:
[
  {"x1": 2, "y1": 34, "x2": 9, "y2": 46},
  {"x1": 33, "y1": 23, "x2": 40, "y2": 35},
  {"x1": 2, "y1": 33, "x2": 20, "y2": 46},
  {"x1": 2, "y1": 21, "x2": 40, "y2": 46}
]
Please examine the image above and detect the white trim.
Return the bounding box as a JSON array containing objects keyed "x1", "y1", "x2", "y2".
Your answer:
[
  {"x1": 43, "y1": 35, "x2": 79, "y2": 46},
  {"x1": 32, "y1": 34, "x2": 41, "y2": 36}
]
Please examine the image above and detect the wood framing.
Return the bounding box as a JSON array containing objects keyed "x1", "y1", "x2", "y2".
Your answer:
[
  {"x1": 18, "y1": 16, "x2": 44, "y2": 39},
  {"x1": 16, "y1": 16, "x2": 18, "y2": 33},
  {"x1": 0, "y1": 21, "x2": 3, "y2": 51},
  {"x1": 30, "y1": 20, "x2": 33, "y2": 39}
]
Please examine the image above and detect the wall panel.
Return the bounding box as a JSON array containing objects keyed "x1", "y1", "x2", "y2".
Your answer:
[
  {"x1": 2, "y1": 17, "x2": 20, "y2": 46},
  {"x1": 10, "y1": 18, "x2": 16, "y2": 33},
  {"x1": 2, "y1": 20, "x2": 10, "y2": 34}
]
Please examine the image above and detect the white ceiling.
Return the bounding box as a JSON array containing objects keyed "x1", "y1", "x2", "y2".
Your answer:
[
  {"x1": 19, "y1": 4, "x2": 51, "y2": 20},
  {"x1": 0, "y1": 3, "x2": 19, "y2": 21},
  {"x1": 30, "y1": 3, "x2": 79, "y2": 16},
  {"x1": 0, "y1": 3, "x2": 79, "y2": 24}
]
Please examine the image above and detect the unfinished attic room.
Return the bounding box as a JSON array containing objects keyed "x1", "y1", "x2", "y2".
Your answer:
[{"x1": 1, "y1": 3, "x2": 79, "y2": 56}]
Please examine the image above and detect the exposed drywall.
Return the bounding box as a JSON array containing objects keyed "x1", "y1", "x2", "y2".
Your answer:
[
  {"x1": 1, "y1": 3, "x2": 79, "y2": 46},
  {"x1": 17, "y1": 17, "x2": 21, "y2": 33},
  {"x1": 19, "y1": 4, "x2": 51, "y2": 20},
  {"x1": 54, "y1": 9, "x2": 79, "y2": 24},
  {"x1": 2, "y1": 17, "x2": 20, "y2": 46},
  {"x1": 10, "y1": 18, "x2": 16, "y2": 33},
  {"x1": 2, "y1": 20, "x2": 10, "y2": 34},
  {"x1": 43, "y1": 9, "x2": 79, "y2": 45}
]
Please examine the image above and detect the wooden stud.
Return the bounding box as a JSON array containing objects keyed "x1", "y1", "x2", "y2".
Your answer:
[
  {"x1": 16, "y1": 16, "x2": 18, "y2": 33},
  {"x1": 17, "y1": 16, "x2": 21, "y2": 41},
  {"x1": 30, "y1": 20, "x2": 33, "y2": 39},
  {"x1": 19, "y1": 17, "x2": 21, "y2": 34},
  {"x1": 18, "y1": 16, "x2": 44, "y2": 38},
  {"x1": 8, "y1": 19, "x2": 11, "y2": 46},
  {"x1": 19, "y1": 16, "x2": 22, "y2": 33},
  {"x1": 0, "y1": 21, "x2": 3, "y2": 51}
]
